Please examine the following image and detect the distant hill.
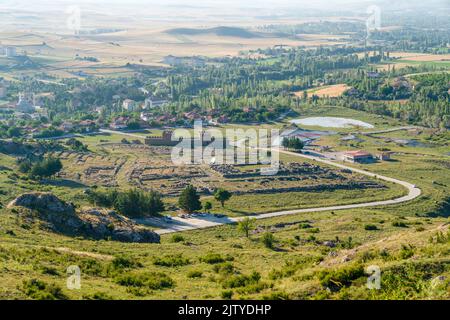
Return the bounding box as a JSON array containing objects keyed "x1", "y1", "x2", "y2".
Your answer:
[{"x1": 166, "y1": 26, "x2": 261, "y2": 39}]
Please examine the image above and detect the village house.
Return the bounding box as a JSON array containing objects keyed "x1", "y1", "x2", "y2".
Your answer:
[
  {"x1": 343, "y1": 150, "x2": 374, "y2": 163},
  {"x1": 77, "y1": 120, "x2": 97, "y2": 133},
  {"x1": 183, "y1": 111, "x2": 201, "y2": 121},
  {"x1": 59, "y1": 121, "x2": 74, "y2": 132},
  {"x1": 122, "y1": 99, "x2": 138, "y2": 111},
  {"x1": 140, "y1": 112, "x2": 154, "y2": 122},
  {"x1": 110, "y1": 116, "x2": 129, "y2": 130},
  {"x1": 376, "y1": 152, "x2": 392, "y2": 161}
]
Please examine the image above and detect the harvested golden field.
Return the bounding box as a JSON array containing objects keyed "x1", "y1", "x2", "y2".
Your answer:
[
  {"x1": 295, "y1": 84, "x2": 351, "y2": 98},
  {"x1": 389, "y1": 52, "x2": 450, "y2": 62}
]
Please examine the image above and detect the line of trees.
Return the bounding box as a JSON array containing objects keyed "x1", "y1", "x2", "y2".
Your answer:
[
  {"x1": 282, "y1": 137, "x2": 304, "y2": 151},
  {"x1": 86, "y1": 188, "x2": 164, "y2": 217}
]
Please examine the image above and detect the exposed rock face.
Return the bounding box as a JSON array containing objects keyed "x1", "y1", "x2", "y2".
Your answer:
[
  {"x1": 8, "y1": 193, "x2": 75, "y2": 214},
  {"x1": 78, "y1": 209, "x2": 160, "y2": 243},
  {"x1": 7, "y1": 193, "x2": 160, "y2": 243}
]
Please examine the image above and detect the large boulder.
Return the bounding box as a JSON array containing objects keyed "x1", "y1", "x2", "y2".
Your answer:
[{"x1": 7, "y1": 193, "x2": 160, "y2": 243}]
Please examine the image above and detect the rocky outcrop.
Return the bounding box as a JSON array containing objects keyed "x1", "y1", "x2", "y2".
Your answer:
[
  {"x1": 7, "y1": 192, "x2": 160, "y2": 243},
  {"x1": 78, "y1": 209, "x2": 160, "y2": 243},
  {"x1": 8, "y1": 193, "x2": 75, "y2": 214}
]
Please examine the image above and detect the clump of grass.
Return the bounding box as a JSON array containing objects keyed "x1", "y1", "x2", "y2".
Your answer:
[
  {"x1": 364, "y1": 224, "x2": 379, "y2": 231},
  {"x1": 115, "y1": 272, "x2": 175, "y2": 290},
  {"x1": 398, "y1": 244, "x2": 415, "y2": 260},
  {"x1": 109, "y1": 256, "x2": 142, "y2": 273},
  {"x1": 153, "y1": 254, "x2": 190, "y2": 267},
  {"x1": 221, "y1": 271, "x2": 261, "y2": 289},
  {"x1": 261, "y1": 232, "x2": 276, "y2": 249},
  {"x1": 187, "y1": 270, "x2": 203, "y2": 278},
  {"x1": 20, "y1": 279, "x2": 68, "y2": 300},
  {"x1": 171, "y1": 234, "x2": 185, "y2": 243},
  {"x1": 298, "y1": 223, "x2": 312, "y2": 229},
  {"x1": 212, "y1": 262, "x2": 235, "y2": 275},
  {"x1": 83, "y1": 292, "x2": 114, "y2": 300},
  {"x1": 317, "y1": 264, "x2": 365, "y2": 291},
  {"x1": 200, "y1": 253, "x2": 233, "y2": 264},
  {"x1": 392, "y1": 221, "x2": 408, "y2": 228},
  {"x1": 428, "y1": 230, "x2": 450, "y2": 244},
  {"x1": 221, "y1": 290, "x2": 233, "y2": 299}
]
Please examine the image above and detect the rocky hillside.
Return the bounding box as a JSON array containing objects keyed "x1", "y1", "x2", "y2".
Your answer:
[{"x1": 7, "y1": 193, "x2": 160, "y2": 243}]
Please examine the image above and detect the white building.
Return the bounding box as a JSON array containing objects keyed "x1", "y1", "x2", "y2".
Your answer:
[
  {"x1": 122, "y1": 99, "x2": 138, "y2": 111},
  {"x1": 4, "y1": 46, "x2": 17, "y2": 57},
  {"x1": 144, "y1": 97, "x2": 168, "y2": 109},
  {"x1": 0, "y1": 86, "x2": 6, "y2": 98},
  {"x1": 16, "y1": 93, "x2": 35, "y2": 113}
]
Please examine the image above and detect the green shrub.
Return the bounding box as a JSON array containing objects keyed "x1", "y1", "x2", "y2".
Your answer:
[
  {"x1": 212, "y1": 262, "x2": 235, "y2": 275},
  {"x1": 115, "y1": 272, "x2": 175, "y2": 290},
  {"x1": 221, "y1": 290, "x2": 233, "y2": 299},
  {"x1": 187, "y1": 270, "x2": 203, "y2": 278},
  {"x1": 298, "y1": 223, "x2": 312, "y2": 229},
  {"x1": 21, "y1": 279, "x2": 68, "y2": 300},
  {"x1": 399, "y1": 244, "x2": 415, "y2": 259},
  {"x1": 364, "y1": 224, "x2": 379, "y2": 231},
  {"x1": 263, "y1": 291, "x2": 290, "y2": 300},
  {"x1": 110, "y1": 256, "x2": 142, "y2": 271},
  {"x1": 200, "y1": 253, "x2": 225, "y2": 264},
  {"x1": 171, "y1": 234, "x2": 185, "y2": 243},
  {"x1": 39, "y1": 265, "x2": 60, "y2": 276},
  {"x1": 318, "y1": 264, "x2": 365, "y2": 291},
  {"x1": 428, "y1": 230, "x2": 450, "y2": 243},
  {"x1": 153, "y1": 254, "x2": 190, "y2": 267},
  {"x1": 261, "y1": 232, "x2": 275, "y2": 249},
  {"x1": 222, "y1": 271, "x2": 261, "y2": 289},
  {"x1": 392, "y1": 221, "x2": 408, "y2": 228},
  {"x1": 83, "y1": 292, "x2": 114, "y2": 300}
]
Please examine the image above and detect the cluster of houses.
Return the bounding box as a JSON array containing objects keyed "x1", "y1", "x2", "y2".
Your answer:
[
  {"x1": 4, "y1": 92, "x2": 49, "y2": 122},
  {"x1": 137, "y1": 109, "x2": 230, "y2": 128},
  {"x1": 121, "y1": 96, "x2": 169, "y2": 112}
]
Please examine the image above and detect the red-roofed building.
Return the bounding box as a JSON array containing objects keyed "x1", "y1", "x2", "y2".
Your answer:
[{"x1": 343, "y1": 150, "x2": 374, "y2": 163}]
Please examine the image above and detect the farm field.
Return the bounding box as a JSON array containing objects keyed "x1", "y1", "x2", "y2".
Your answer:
[{"x1": 294, "y1": 84, "x2": 351, "y2": 98}]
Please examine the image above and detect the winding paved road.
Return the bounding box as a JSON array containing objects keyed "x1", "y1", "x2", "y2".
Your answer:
[{"x1": 153, "y1": 148, "x2": 422, "y2": 234}]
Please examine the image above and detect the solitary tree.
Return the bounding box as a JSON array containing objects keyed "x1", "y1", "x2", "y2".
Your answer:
[
  {"x1": 203, "y1": 201, "x2": 212, "y2": 213},
  {"x1": 29, "y1": 157, "x2": 63, "y2": 179},
  {"x1": 214, "y1": 188, "x2": 232, "y2": 208},
  {"x1": 237, "y1": 217, "x2": 256, "y2": 238},
  {"x1": 178, "y1": 185, "x2": 202, "y2": 214}
]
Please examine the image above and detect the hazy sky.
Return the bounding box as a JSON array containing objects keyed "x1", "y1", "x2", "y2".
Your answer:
[{"x1": 3, "y1": 0, "x2": 448, "y2": 10}]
